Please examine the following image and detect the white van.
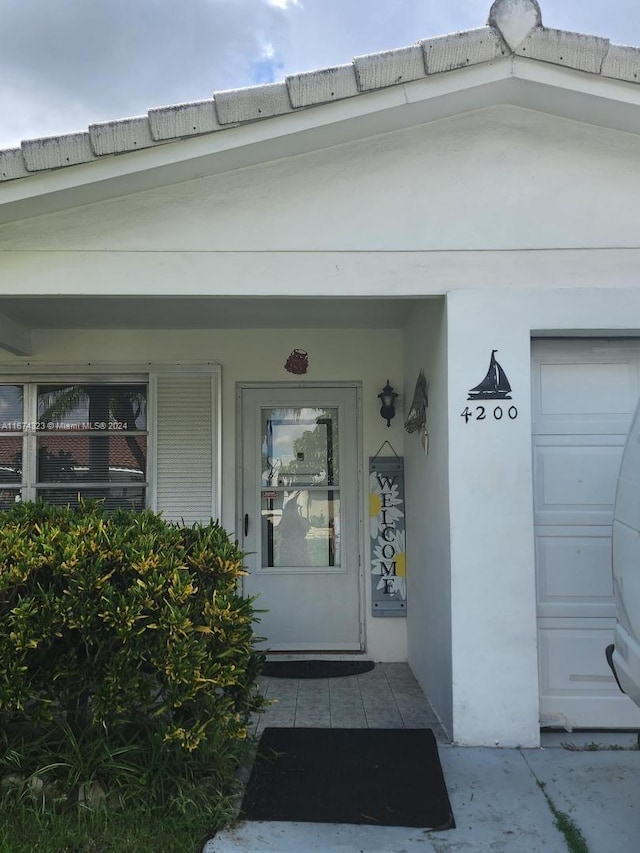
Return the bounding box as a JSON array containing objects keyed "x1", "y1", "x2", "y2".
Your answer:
[{"x1": 608, "y1": 400, "x2": 640, "y2": 708}]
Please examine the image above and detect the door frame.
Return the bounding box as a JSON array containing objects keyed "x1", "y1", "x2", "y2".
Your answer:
[{"x1": 236, "y1": 380, "x2": 366, "y2": 652}]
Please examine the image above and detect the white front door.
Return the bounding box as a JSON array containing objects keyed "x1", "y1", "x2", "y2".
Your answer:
[
  {"x1": 532, "y1": 339, "x2": 640, "y2": 728},
  {"x1": 240, "y1": 385, "x2": 362, "y2": 651}
]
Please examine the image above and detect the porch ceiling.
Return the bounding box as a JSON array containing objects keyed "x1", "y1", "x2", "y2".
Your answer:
[{"x1": 0, "y1": 296, "x2": 427, "y2": 331}]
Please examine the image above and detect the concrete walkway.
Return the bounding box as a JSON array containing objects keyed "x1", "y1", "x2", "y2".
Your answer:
[
  {"x1": 205, "y1": 665, "x2": 640, "y2": 852},
  {"x1": 206, "y1": 743, "x2": 640, "y2": 852}
]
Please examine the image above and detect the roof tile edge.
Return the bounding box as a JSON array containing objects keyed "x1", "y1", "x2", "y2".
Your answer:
[
  {"x1": 148, "y1": 100, "x2": 221, "y2": 141},
  {"x1": 88, "y1": 116, "x2": 161, "y2": 156},
  {"x1": 286, "y1": 63, "x2": 359, "y2": 109},
  {"x1": 516, "y1": 27, "x2": 610, "y2": 74},
  {"x1": 353, "y1": 45, "x2": 427, "y2": 93},
  {"x1": 420, "y1": 27, "x2": 506, "y2": 75},
  {"x1": 602, "y1": 43, "x2": 640, "y2": 84},
  {"x1": 214, "y1": 82, "x2": 293, "y2": 124},
  {"x1": 21, "y1": 132, "x2": 97, "y2": 172},
  {"x1": 0, "y1": 148, "x2": 30, "y2": 181}
]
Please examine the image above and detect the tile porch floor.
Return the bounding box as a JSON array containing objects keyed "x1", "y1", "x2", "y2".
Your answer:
[{"x1": 252, "y1": 662, "x2": 448, "y2": 743}]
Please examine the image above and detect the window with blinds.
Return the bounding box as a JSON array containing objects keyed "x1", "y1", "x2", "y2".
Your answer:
[
  {"x1": 0, "y1": 382, "x2": 148, "y2": 510},
  {"x1": 0, "y1": 368, "x2": 220, "y2": 521}
]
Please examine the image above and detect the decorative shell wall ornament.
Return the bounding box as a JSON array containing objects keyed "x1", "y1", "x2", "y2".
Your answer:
[
  {"x1": 404, "y1": 369, "x2": 429, "y2": 453},
  {"x1": 284, "y1": 349, "x2": 309, "y2": 375}
]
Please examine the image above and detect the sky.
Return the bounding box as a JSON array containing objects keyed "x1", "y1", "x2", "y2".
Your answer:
[{"x1": 2, "y1": 0, "x2": 640, "y2": 150}]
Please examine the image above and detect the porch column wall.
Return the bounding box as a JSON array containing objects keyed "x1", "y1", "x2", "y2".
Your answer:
[
  {"x1": 446, "y1": 286, "x2": 640, "y2": 747},
  {"x1": 403, "y1": 298, "x2": 453, "y2": 737},
  {"x1": 447, "y1": 290, "x2": 540, "y2": 747}
]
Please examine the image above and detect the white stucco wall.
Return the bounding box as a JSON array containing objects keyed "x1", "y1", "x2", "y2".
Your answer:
[
  {"x1": 404, "y1": 298, "x2": 453, "y2": 738},
  {"x1": 0, "y1": 326, "x2": 407, "y2": 662}
]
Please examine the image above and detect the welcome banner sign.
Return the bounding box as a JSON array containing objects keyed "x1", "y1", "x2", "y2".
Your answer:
[{"x1": 369, "y1": 455, "x2": 406, "y2": 617}]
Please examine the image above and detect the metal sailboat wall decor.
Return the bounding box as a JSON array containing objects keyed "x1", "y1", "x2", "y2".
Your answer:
[{"x1": 467, "y1": 350, "x2": 512, "y2": 400}]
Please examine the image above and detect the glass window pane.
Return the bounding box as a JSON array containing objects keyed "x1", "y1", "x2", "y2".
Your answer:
[
  {"x1": 0, "y1": 437, "x2": 22, "y2": 483},
  {"x1": 36, "y1": 488, "x2": 146, "y2": 511},
  {"x1": 37, "y1": 435, "x2": 146, "y2": 483},
  {"x1": 261, "y1": 489, "x2": 341, "y2": 568},
  {"x1": 0, "y1": 385, "x2": 23, "y2": 431},
  {"x1": 37, "y1": 384, "x2": 147, "y2": 430},
  {"x1": 261, "y1": 407, "x2": 339, "y2": 488}
]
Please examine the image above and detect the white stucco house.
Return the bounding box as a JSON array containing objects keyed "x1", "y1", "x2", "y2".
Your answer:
[{"x1": 3, "y1": 0, "x2": 640, "y2": 747}]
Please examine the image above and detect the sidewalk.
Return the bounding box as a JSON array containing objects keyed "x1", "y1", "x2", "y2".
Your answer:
[{"x1": 206, "y1": 740, "x2": 640, "y2": 853}]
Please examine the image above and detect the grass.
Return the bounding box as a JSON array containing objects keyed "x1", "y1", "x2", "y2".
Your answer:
[
  {"x1": 0, "y1": 719, "x2": 252, "y2": 853},
  {"x1": 537, "y1": 781, "x2": 590, "y2": 853},
  {"x1": 584, "y1": 739, "x2": 639, "y2": 751},
  {"x1": 561, "y1": 738, "x2": 640, "y2": 752},
  {"x1": 0, "y1": 800, "x2": 228, "y2": 853}
]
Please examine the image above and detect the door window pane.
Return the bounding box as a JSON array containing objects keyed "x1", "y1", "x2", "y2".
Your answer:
[
  {"x1": 261, "y1": 407, "x2": 339, "y2": 487},
  {"x1": 261, "y1": 489, "x2": 341, "y2": 568},
  {"x1": 260, "y1": 407, "x2": 342, "y2": 570}
]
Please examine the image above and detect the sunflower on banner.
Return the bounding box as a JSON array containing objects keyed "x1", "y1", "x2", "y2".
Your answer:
[{"x1": 369, "y1": 451, "x2": 407, "y2": 617}]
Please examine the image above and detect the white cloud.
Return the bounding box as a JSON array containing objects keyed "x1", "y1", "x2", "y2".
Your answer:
[{"x1": 267, "y1": 0, "x2": 301, "y2": 9}]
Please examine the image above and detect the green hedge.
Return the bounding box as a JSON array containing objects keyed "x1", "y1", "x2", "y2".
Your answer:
[{"x1": 0, "y1": 501, "x2": 264, "y2": 751}]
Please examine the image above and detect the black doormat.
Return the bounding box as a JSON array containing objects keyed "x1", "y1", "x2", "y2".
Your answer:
[
  {"x1": 262, "y1": 660, "x2": 375, "y2": 679},
  {"x1": 241, "y1": 727, "x2": 455, "y2": 829}
]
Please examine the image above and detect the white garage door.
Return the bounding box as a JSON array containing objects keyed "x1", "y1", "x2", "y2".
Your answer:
[{"x1": 532, "y1": 339, "x2": 640, "y2": 729}]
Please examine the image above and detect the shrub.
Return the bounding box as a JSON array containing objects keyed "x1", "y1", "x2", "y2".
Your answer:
[{"x1": 0, "y1": 501, "x2": 264, "y2": 753}]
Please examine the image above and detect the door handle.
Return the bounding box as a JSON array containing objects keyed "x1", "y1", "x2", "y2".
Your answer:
[{"x1": 244, "y1": 513, "x2": 249, "y2": 537}]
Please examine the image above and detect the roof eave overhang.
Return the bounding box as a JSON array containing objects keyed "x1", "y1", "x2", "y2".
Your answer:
[{"x1": 3, "y1": 55, "x2": 640, "y2": 224}]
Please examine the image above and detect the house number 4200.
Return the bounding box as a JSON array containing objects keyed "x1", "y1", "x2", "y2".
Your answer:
[{"x1": 461, "y1": 405, "x2": 518, "y2": 423}]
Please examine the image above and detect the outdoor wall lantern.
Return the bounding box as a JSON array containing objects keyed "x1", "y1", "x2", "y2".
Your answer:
[{"x1": 378, "y1": 381, "x2": 398, "y2": 427}]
